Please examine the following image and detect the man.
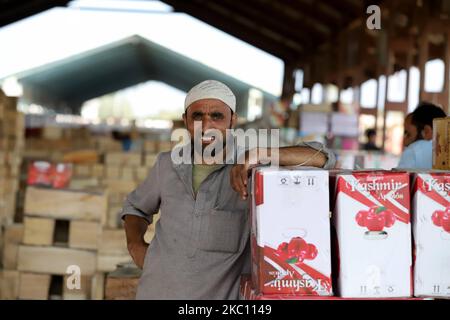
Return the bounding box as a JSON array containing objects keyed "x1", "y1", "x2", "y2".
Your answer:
[
  {"x1": 120, "y1": 80, "x2": 336, "y2": 299},
  {"x1": 398, "y1": 102, "x2": 447, "y2": 169},
  {"x1": 362, "y1": 128, "x2": 381, "y2": 151}
]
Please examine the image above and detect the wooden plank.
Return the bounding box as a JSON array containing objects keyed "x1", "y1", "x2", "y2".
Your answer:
[
  {"x1": 74, "y1": 164, "x2": 92, "y2": 177},
  {"x1": 103, "y1": 179, "x2": 137, "y2": 194},
  {"x1": 18, "y1": 272, "x2": 51, "y2": 300},
  {"x1": 105, "y1": 152, "x2": 141, "y2": 167},
  {"x1": 68, "y1": 177, "x2": 100, "y2": 190},
  {"x1": 23, "y1": 216, "x2": 55, "y2": 246},
  {"x1": 69, "y1": 220, "x2": 101, "y2": 250},
  {"x1": 143, "y1": 140, "x2": 158, "y2": 153},
  {"x1": 17, "y1": 245, "x2": 97, "y2": 276},
  {"x1": 97, "y1": 254, "x2": 132, "y2": 273},
  {"x1": 24, "y1": 187, "x2": 107, "y2": 222},
  {"x1": 2, "y1": 224, "x2": 23, "y2": 269},
  {"x1": 121, "y1": 167, "x2": 135, "y2": 181},
  {"x1": 98, "y1": 229, "x2": 127, "y2": 255},
  {"x1": 105, "y1": 166, "x2": 121, "y2": 179},
  {"x1": 91, "y1": 164, "x2": 105, "y2": 178},
  {"x1": 0, "y1": 270, "x2": 20, "y2": 299},
  {"x1": 91, "y1": 272, "x2": 105, "y2": 300}
]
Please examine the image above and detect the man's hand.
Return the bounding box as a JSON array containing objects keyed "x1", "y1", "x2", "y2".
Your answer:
[
  {"x1": 230, "y1": 145, "x2": 329, "y2": 200},
  {"x1": 230, "y1": 148, "x2": 262, "y2": 200},
  {"x1": 127, "y1": 240, "x2": 149, "y2": 269}
]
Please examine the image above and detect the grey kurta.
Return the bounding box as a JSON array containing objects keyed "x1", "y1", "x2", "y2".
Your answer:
[{"x1": 120, "y1": 142, "x2": 336, "y2": 300}]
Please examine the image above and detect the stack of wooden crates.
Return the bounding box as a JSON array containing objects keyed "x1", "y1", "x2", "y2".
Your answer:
[
  {"x1": 1, "y1": 121, "x2": 168, "y2": 299},
  {"x1": 0, "y1": 89, "x2": 25, "y2": 299}
]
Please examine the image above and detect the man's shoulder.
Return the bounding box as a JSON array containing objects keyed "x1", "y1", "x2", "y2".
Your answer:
[
  {"x1": 156, "y1": 151, "x2": 174, "y2": 164},
  {"x1": 408, "y1": 139, "x2": 432, "y2": 151}
]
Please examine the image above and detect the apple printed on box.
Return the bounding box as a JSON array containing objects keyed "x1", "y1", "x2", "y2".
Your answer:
[
  {"x1": 250, "y1": 167, "x2": 332, "y2": 296},
  {"x1": 412, "y1": 172, "x2": 450, "y2": 297},
  {"x1": 334, "y1": 171, "x2": 412, "y2": 298}
]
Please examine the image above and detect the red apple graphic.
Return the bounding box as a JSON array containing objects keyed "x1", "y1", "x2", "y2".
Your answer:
[
  {"x1": 276, "y1": 242, "x2": 288, "y2": 255},
  {"x1": 276, "y1": 237, "x2": 318, "y2": 264},
  {"x1": 381, "y1": 209, "x2": 396, "y2": 228},
  {"x1": 365, "y1": 210, "x2": 386, "y2": 231},
  {"x1": 432, "y1": 210, "x2": 444, "y2": 227},
  {"x1": 355, "y1": 210, "x2": 367, "y2": 227},
  {"x1": 306, "y1": 243, "x2": 318, "y2": 260},
  {"x1": 442, "y1": 212, "x2": 450, "y2": 233},
  {"x1": 287, "y1": 237, "x2": 307, "y2": 259}
]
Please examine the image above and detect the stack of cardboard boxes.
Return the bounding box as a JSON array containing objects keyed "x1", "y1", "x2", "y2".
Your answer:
[{"x1": 242, "y1": 167, "x2": 449, "y2": 300}]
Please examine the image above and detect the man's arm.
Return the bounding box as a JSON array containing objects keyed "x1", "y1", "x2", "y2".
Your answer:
[
  {"x1": 120, "y1": 154, "x2": 162, "y2": 268},
  {"x1": 124, "y1": 215, "x2": 149, "y2": 269},
  {"x1": 231, "y1": 143, "x2": 335, "y2": 200}
]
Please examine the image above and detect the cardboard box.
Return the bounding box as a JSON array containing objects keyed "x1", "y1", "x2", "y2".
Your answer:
[
  {"x1": 239, "y1": 275, "x2": 425, "y2": 301},
  {"x1": 250, "y1": 167, "x2": 332, "y2": 296},
  {"x1": 433, "y1": 117, "x2": 450, "y2": 170},
  {"x1": 333, "y1": 171, "x2": 412, "y2": 298},
  {"x1": 412, "y1": 172, "x2": 450, "y2": 297}
]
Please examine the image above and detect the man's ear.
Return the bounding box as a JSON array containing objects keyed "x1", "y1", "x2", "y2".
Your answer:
[
  {"x1": 182, "y1": 113, "x2": 188, "y2": 128},
  {"x1": 231, "y1": 112, "x2": 237, "y2": 128},
  {"x1": 422, "y1": 124, "x2": 433, "y2": 140}
]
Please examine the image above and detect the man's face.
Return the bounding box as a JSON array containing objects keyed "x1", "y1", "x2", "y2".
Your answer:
[
  {"x1": 183, "y1": 98, "x2": 236, "y2": 149},
  {"x1": 403, "y1": 114, "x2": 418, "y2": 147}
]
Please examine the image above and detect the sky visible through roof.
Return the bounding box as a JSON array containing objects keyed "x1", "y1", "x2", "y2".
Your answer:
[{"x1": 0, "y1": 0, "x2": 284, "y2": 119}]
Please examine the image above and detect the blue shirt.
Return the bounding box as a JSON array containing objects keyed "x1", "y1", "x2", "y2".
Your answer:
[{"x1": 397, "y1": 140, "x2": 432, "y2": 169}]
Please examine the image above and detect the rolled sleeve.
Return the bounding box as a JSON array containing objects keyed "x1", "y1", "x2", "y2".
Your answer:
[
  {"x1": 296, "y1": 141, "x2": 336, "y2": 169},
  {"x1": 120, "y1": 153, "x2": 162, "y2": 224}
]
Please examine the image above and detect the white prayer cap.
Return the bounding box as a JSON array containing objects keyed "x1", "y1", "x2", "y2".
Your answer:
[{"x1": 184, "y1": 80, "x2": 236, "y2": 113}]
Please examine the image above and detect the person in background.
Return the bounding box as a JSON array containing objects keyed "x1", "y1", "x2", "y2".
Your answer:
[
  {"x1": 397, "y1": 102, "x2": 447, "y2": 169},
  {"x1": 112, "y1": 129, "x2": 132, "y2": 151},
  {"x1": 362, "y1": 128, "x2": 381, "y2": 151}
]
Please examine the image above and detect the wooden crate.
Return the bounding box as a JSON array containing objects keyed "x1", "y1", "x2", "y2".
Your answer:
[
  {"x1": 91, "y1": 164, "x2": 105, "y2": 177},
  {"x1": 17, "y1": 245, "x2": 97, "y2": 276},
  {"x1": 18, "y1": 272, "x2": 95, "y2": 300},
  {"x1": 105, "y1": 152, "x2": 142, "y2": 167},
  {"x1": 74, "y1": 164, "x2": 92, "y2": 177},
  {"x1": 23, "y1": 217, "x2": 101, "y2": 250},
  {"x1": 105, "y1": 263, "x2": 141, "y2": 300},
  {"x1": 23, "y1": 217, "x2": 55, "y2": 246},
  {"x1": 24, "y1": 187, "x2": 107, "y2": 222},
  {"x1": 18, "y1": 272, "x2": 51, "y2": 300},
  {"x1": 0, "y1": 270, "x2": 20, "y2": 299},
  {"x1": 143, "y1": 140, "x2": 158, "y2": 153},
  {"x1": 68, "y1": 177, "x2": 100, "y2": 191},
  {"x1": 68, "y1": 220, "x2": 101, "y2": 250},
  {"x1": 105, "y1": 166, "x2": 121, "y2": 179},
  {"x1": 2, "y1": 224, "x2": 24, "y2": 269},
  {"x1": 121, "y1": 167, "x2": 135, "y2": 181},
  {"x1": 98, "y1": 229, "x2": 128, "y2": 255},
  {"x1": 97, "y1": 254, "x2": 132, "y2": 273}
]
